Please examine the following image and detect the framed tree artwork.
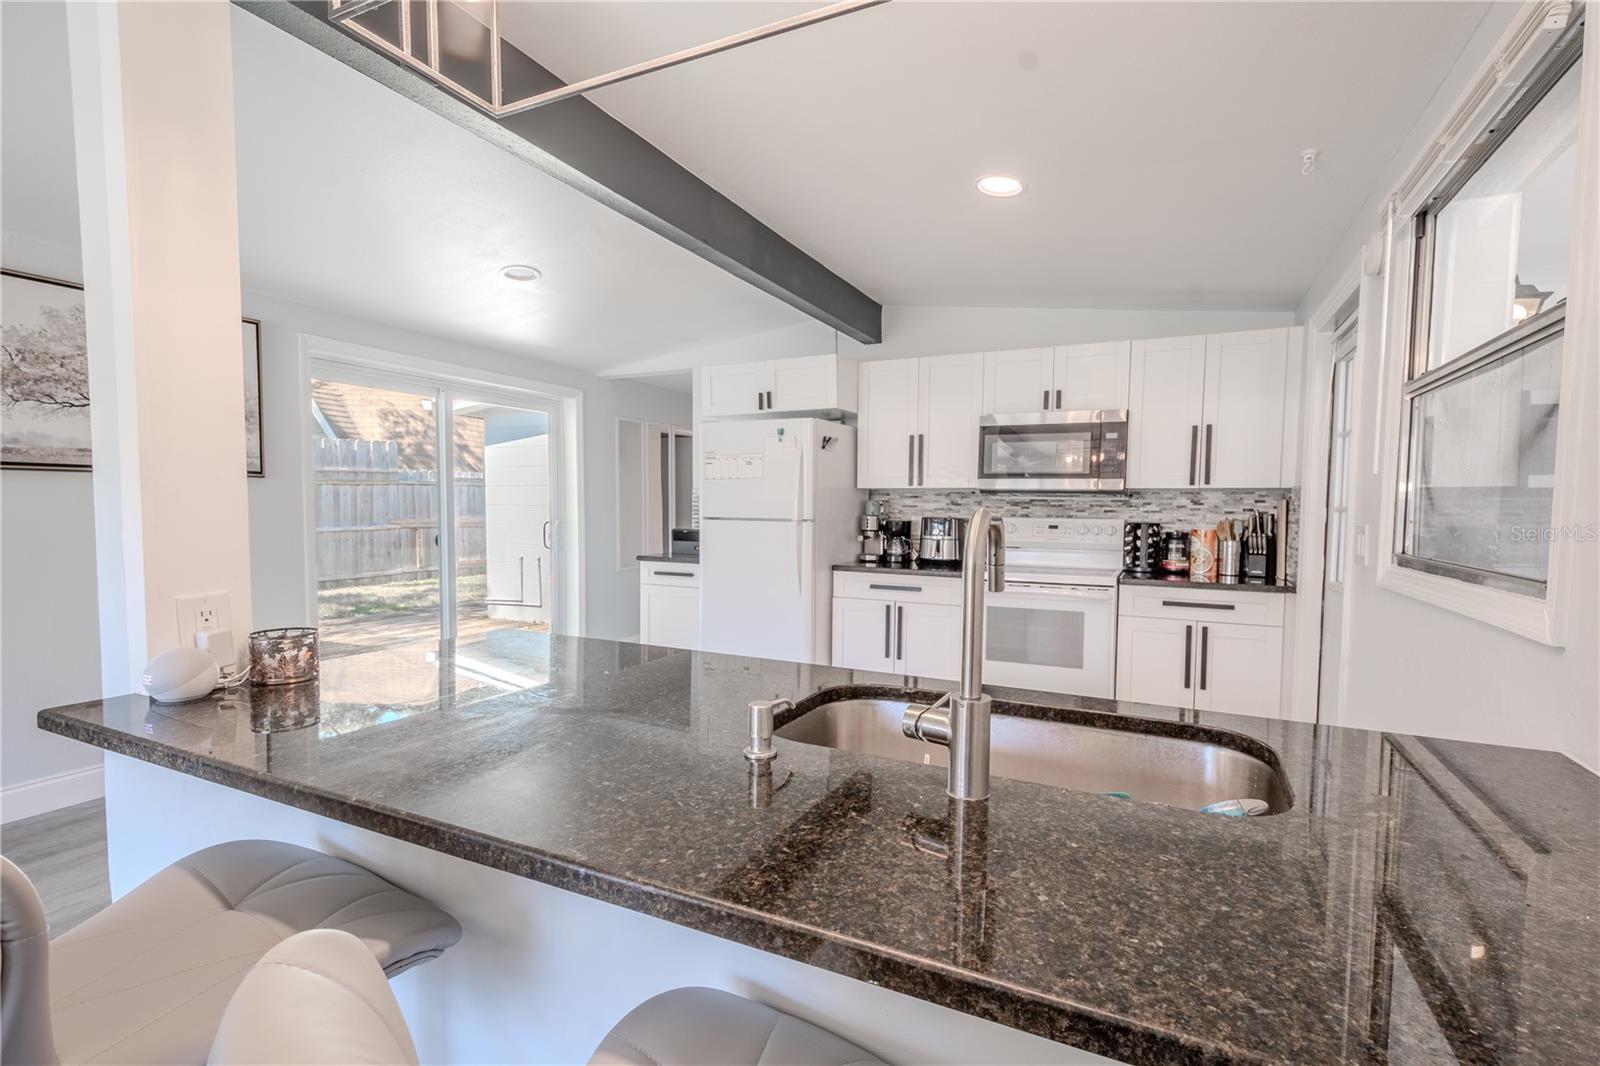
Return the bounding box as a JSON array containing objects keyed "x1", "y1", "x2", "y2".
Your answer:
[{"x1": 1, "y1": 269, "x2": 265, "y2": 475}]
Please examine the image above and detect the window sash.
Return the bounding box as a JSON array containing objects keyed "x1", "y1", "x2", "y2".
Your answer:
[
  {"x1": 1393, "y1": 305, "x2": 1564, "y2": 597},
  {"x1": 1406, "y1": 37, "x2": 1583, "y2": 381}
]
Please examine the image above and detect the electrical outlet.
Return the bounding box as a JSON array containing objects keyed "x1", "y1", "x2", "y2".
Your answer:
[{"x1": 176, "y1": 593, "x2": 233, "y2": 656}]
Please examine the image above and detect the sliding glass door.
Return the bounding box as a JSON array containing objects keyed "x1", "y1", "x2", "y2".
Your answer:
[{"x1": 310, "y1": 367, "x2": 562, "y2": 665}]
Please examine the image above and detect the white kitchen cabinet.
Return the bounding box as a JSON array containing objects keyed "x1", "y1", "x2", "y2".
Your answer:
[
  {"x1": 832, "y1": 596, "x2": 897, "y2": 673},
  {"x1": 639, "y1": 563, "x2": 700, "y2": 650},
  {"x1": 1192, "y1": 620, "x2": 1284, "y2": 718},
  {"x1": 1127, "y1": 328, "x2": 1291, "y2": 489},
  {"x1": 831, "y1": 574, "x2": 961, "y2": 681},
  {"x1": 1115, "y1": 616, "x2": 1195, "y2": 709},
  {"x1": 981, "y1": 348, "x2": 1055, "y2": 414},
  {"x1": 896, "y1": 601, "x2": 964, "y2": 679},
  {"x1": 1201, "y1": 329, "x2": 1289, "y2": 488},
  {"x1": 856, "y1": 358, "x2": 921, "y2": 488},
  {"x1": 1054, "y1": 341, "x2": 1131, "y2": 411},
  {"x1": 700, "y1": 354, "x2": 857, "y2": 418},
  {"x1": 700, "y1": 363, "x2": 769, "y2": 418},
  {"x1": 1116, "y1": 585, "x2": 1288, "y2": 717},
  {"x1": 1127, "y1": 334, "x2": 1208, "y2": 488},
  {"x1": 856, "y1": 353, "x2": 981, "y2": 489}
]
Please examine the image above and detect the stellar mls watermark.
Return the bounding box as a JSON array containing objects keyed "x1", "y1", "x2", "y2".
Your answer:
[{"x1": 1509, "y1": 523, "x2": 1599, "y2": 543}]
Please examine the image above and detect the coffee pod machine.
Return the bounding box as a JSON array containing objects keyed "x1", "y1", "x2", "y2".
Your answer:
[
  {"x1": 1122, "y1": 521, "x2": 1162, "y2": 576},
  {"x1": 882, "y1": 520, "x2": 913, "y2": 568}
]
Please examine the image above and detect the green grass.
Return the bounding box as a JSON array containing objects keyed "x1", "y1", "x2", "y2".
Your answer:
[{"x1": 317, "y1": 573, "x2": 488, "y2": 620}]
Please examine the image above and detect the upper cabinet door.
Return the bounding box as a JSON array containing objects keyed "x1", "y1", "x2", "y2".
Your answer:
[
  {"x1": 856, "y1": 358, "x2": 921, "y2": 489},
  {"x1": 1127, "y1": 335, "x2": 1207, "y2": 488},
  {"x1": 770, "y1": 354, "x2": 844, "y2": 413},
  {"x1": 981, "y1": 348, "x2": 1054, "y2": 414},
  {"x1": 1054, "y1": 341, "x2": 1131, "y2": 411},
  {"x1": 701, "y1": 362, "x2": 769, "y2": 418},
  {"x1": 1201, "y1": 329, "x2": 1288, "y2": 487},
  {"x1": 918, "y1": 353, "x2": 983, "y2": 487}
]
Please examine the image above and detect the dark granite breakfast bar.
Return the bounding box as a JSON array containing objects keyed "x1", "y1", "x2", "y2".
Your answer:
[{"x1": 38, "y1": 635, "x2": 1599, "y2": 1065}]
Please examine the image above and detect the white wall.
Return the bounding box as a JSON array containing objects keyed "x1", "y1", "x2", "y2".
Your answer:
[
  {"x1": 1295, "y1": 4, "x2": 1599, "y2": 771},
  {"x1": 245, "y1": 292, "x2": 690, "y2": 640}
]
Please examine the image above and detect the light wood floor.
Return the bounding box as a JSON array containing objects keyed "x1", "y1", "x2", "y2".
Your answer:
[{"x1": 3, "y1": 799, "x2": 111, "y2": 934}]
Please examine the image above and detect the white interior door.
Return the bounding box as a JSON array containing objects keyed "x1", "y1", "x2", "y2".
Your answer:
[{"x1": 1318, "y1": 319, "x2": 1357, "y2": 718}]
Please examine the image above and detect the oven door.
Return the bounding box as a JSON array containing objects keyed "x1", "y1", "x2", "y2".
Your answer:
[
  {"x1": 977, "y1": 412, "x2": 1103, "y2": 491},
  {"x1": 983, "y1": 583, "x2": 1118, "y2": 697}
]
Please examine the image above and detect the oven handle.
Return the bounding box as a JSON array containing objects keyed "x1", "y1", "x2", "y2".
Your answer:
[{"x1": 990, "y1": 585, "x2": 1116, "y2": 602}]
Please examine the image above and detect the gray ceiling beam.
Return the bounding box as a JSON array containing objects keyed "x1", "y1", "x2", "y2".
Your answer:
[{"x1": 235, "y1": 1, "x2": 883, "y2": 344}]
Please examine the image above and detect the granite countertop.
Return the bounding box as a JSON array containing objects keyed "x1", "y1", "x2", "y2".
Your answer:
[
  {"x1": 1120, "y1": 572, "x2": 1297, "y2": 594},
  {"x1": 637, "y1": 553, "x2": 700, "y2": 565},
  {"x1": 38, "y1": 636, "x2": 1598, "y2": 1064},
  {"x1": 831, "y1": 562, "x2": 963, "y2": 577}
]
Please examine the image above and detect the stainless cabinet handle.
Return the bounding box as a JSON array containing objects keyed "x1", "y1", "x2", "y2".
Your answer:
[
  {"x1": 917, "y1": 434, "x2": 925, "y2": 485},
  {"x1": 757, "y1": 391, "x2": 765, "y2": 411},
  {"x1": 1183, "y1": 624, "x2": 1193, "y2": 689},
  {"x1": 655, "y1": 570, "x2": 697, "y2": 578},
  {"x1": 1055, "y1": 388, "x2": 1063, "y2": 409},
  {"x1": 766, "y1": 390, "x2": 773, "y2": 410},
  {"x1": 1161, "y1": 600, "x2": 1236, "y2": 611},
  {"x1": 896, "y1": 605, "x2": 904, "y2": 661},
  {"x1": 869, "y1": 583, "x2": 922, "y2": 592},
  {"x1": 1199, "y1": 625, "x2": 1210, "y2": 691},
  {"x1": 1188, "y1": 425, "x2": 1199, "y2": 485},
  {"x1": 1203, "y1": 424, "x2": 1214, "y2": 484},
  {"x1": 907, "y1": 434, "x2": 914, "y2": 485},
  {"x1": 884, "y1": 604, "x2": 891, "y2": 659},
  {"x1": 1042, "y1": 388, "x2": 1050, "y2": 410}
]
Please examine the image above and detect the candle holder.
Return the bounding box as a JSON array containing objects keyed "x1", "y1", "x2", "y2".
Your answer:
[{"x1": 248, "y1": 627, "x2": 319, "y2": 687}]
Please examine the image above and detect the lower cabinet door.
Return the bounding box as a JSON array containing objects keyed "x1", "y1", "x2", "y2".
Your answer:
[
  {"x1": 641, "y1": 584, "x2": 700, "y2": 650},
  {"x1": 831, "y1": 597, "x2": 897, "y2": 673},
  {"x1": 895, "y1": 602, "x2": 963, "y2": 682},
  {"x1": 1115, "y1": 616, "x2": 1195, "y2": 709},
  {"x1": 1192, "y1": 621, "x2": 1283, "y2": 717}
]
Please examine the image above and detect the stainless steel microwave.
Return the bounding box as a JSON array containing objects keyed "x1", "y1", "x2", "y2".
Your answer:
[{"x1": 976, "y1": 409, "x2": 1128, "y2": 491}]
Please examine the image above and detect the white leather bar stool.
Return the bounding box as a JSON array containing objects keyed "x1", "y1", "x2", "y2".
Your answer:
[
  {"x1": 1, "y1": 840, "x2": 460, "y2": 1065},
  {"x1": 208, "y1": 928, "x2": 419, "y2": 1066},
  {"x1": 591, "y1": 987, "x2": 888, "y2": 1066}
]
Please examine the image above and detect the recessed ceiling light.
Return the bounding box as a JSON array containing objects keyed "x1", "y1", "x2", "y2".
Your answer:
[
  {"x1": 500, "y1": 264, "x2": 542, "y2": 282},
  {"x1": 976, "y1": 174, "x2": 1024, "y2": 198}
]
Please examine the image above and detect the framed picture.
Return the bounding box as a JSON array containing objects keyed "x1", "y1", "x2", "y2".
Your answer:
[{"x1": 1, "y1": 269, "x2": 266, "y2": 475}]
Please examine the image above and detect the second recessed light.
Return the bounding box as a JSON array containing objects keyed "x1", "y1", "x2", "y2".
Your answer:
[
  {"x1": 976, "y1": 174, "x2": 1025, "y2": 198},
  {"x1": 500, "y1": 264, "x2": 542, "y2": 282}
]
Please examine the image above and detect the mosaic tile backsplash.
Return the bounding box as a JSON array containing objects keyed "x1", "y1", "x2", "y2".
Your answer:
[{"x1": 869, "y1": 488, "x2": 1302, "y2": 582}]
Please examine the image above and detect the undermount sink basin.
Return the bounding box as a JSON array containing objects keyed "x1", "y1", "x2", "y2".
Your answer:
[{"x1": 776, "y1": 698, "x2": 1292, "y2": 814}]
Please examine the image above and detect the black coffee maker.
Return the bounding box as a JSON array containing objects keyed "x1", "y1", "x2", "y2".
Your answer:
[{"x1": 1122, "y1": 522, "x2": 1162, "y2": 576}]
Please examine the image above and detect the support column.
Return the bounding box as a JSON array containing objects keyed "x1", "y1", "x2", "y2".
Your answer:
[{"x1": 67, "y1": 0, "x2": 252, "y2": 694}]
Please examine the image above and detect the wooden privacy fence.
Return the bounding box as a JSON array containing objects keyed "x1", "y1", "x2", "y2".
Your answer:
[{"x1": 315, "y1": 438, "x2": 484, "y2": 587}]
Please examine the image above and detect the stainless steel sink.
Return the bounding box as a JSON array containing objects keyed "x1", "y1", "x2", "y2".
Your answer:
[{"x1": 776, "y1": 698, "x2": 1291, "y2": 814}]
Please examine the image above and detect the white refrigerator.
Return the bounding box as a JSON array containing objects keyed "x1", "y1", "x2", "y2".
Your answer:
[{"x1": 699, "y1": 418, "x2": 863, "y2": 664}]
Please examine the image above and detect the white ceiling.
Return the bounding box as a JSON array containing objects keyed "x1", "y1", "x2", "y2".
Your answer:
[
  {"x1": 498, "y1": 1, "x2": 1494, "y2": 311},
  {"x1": 2, "y1": 2, "x2": 810, "y2": 374}
]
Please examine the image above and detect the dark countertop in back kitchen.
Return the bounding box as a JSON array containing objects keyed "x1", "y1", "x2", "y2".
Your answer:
[
  {"x1": 1120, "y1": 572, "x2": 1296, "y2": 594},
  {"x1": 37, "y1": 634, "x2": 1599, "y2": 1065},
  {"x1": 637, "y1": 553, "x2": 700, "y2": 565}
]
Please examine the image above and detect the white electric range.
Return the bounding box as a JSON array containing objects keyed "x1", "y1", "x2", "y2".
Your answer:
[{"x1": 983, "y1": 517, "x2": 1123, "y2": 697}]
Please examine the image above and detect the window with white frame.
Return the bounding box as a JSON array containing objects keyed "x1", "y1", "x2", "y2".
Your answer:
[{"x1": 1399, "y1": 41, "x2": 1581, "y2": 597}]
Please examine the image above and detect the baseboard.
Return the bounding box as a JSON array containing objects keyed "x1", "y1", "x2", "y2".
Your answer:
[{"x1": 1, "y1": 763, "x2": 105, "y2": 824}]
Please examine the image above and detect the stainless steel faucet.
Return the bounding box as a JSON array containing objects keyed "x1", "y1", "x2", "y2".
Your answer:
[{"x1": 901, "y1": 506, "x2": 1005, "y2": 801}]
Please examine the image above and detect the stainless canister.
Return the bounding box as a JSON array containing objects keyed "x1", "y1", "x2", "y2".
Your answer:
[{"x1": 1218, "y1": 539, "x2": 1243, "y2": 582}]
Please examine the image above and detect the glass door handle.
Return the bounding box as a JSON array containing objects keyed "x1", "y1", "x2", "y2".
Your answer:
[{"x1": 542, "y1": 520, "x2": 552, "y2": 549}]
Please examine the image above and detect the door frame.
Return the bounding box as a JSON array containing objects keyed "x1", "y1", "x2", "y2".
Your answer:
[
  {"x1": 298, "y1": 333, "x2": 585, "y2": 638},
  {"x1": 1289, "y1": 259, "x2": 1364, "y2": 726}
]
